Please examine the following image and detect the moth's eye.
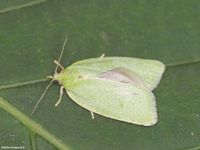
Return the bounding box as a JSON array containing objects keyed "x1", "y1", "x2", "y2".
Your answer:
[
  {"x1": 78, "y1": 75, "x2": 83, "y2": 79},
  {"x1": 57, "y1": 68, "x2": 63, "y2": 73}
]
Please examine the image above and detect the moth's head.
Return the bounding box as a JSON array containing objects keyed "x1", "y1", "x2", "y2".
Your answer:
[
  {"x1": 47, "y1": 72, "x2": 64, "y2": 85},
  {"x1": 46, "y1": 60, "x2": 66, "y2": 84}
]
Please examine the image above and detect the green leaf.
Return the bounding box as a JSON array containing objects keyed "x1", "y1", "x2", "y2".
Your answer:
[{"x1": 0, "y1": 0, "x2": 200, "y2": 150}]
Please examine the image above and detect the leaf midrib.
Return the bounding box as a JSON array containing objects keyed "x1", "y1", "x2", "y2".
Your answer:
[
  {"x1": 0, "y1": 97, "x2": 70, "y2": 150},
  {"x1": 0, "y1": 60, "x2": 199, "y2": 90}
]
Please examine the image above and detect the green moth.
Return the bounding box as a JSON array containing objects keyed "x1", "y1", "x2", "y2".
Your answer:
[{"x1": 32, "y1": 35, "x2": 165, "y2": 126}]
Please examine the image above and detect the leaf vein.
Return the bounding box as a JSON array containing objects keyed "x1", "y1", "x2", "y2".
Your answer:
[{"x1": 0, "y1": 0, "x2": 49, "y2": 14}]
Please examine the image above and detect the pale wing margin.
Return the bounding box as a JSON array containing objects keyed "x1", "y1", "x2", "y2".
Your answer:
[
  {"x1": 66, "y1": 78, "x2": 157, "y2": 126},
  {"x1": 72, "y1": 57, "x2": 165, "y2": 91}
]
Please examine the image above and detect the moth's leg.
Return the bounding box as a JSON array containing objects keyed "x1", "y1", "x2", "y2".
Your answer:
[
  {"x1": 46, "y1": 75, "x2": 54, "y2": 79},
  {"x1": 100, "y1": 53, "x2": 105, "y2": 58},
  {"x1": 54, "y1": 60, "x2": 64, "y2": 73},
  {"x1": 55, "y1": 86, "x2": 64, "y2": 107},
  {"x1": 90, "y1": 111, "x2": 95, "y2": 119}
]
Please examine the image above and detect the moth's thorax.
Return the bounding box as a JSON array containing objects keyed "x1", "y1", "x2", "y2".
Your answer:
[{"x1": 53, "y1": 66, "x2": 93, "y2": 88}]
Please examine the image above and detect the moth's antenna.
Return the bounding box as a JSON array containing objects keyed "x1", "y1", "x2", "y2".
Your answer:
[
  {"x1": 31, "y1": 34, "x2": 68, "y2": 115},
  {"x1": 55, "y1": 33, "x2": 68, "y2": 73},
  {"x1": 31, "y1": 79, "x2": 54, "y2": 115}
]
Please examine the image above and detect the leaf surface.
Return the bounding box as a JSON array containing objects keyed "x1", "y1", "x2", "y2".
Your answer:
[{"x1": 0, "y1": 1, "x2": 200, "y2": 150}]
